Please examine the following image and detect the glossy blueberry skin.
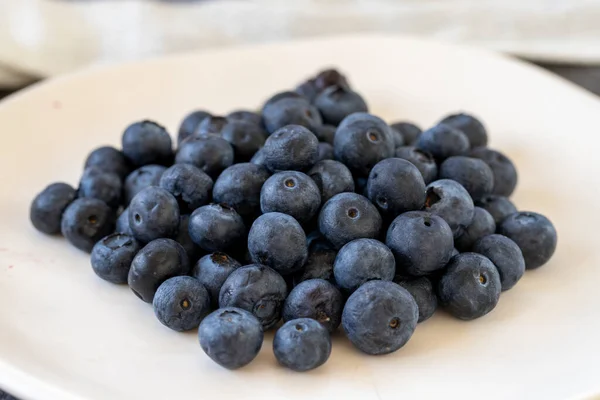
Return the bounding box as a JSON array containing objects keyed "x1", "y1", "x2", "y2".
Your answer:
[
  {"x1": 475, "y1": 195, "x2": 517, "y2": 225},
  {"x1": 226, "y1": 110, "x2": 263, "y2": 127},
  {"x1": 173, "y1": 215, "x2": 204, "y2": 263},
  {"x1": 473, "y1": 234, "x2": 525, "y2": 291},
  {"x1": 123, "y1": 164, "x2": 167, "y2": 204},
  {"x1": 498, "y1": 212, "x2": 557, "y2": 270},
  {"x1": 128, "y1": 238, "x2": 190, "y2": 303},
  {"x1": 366, "y1": 158, "x2": 426, "y2": 218},
  {"x1": 317, "y1": 142, "x2": 334, "y2": 161},
  {"x1": 342, "y1": 280, "x2": 418, "y2": 355},
  {"x1": 386, "y1": 211, "x2": 453, "y2": 276},
  {"x1": 178, "y1": 110, "x2": 211, "y2": 144},
  {"x1": 248, "y1": 212, "x2": 308, "y2": 275},
  {"x1": 454, "y1": 207, "x2": 496, "y2": 252},
  {"x1": 439, "y1": 113, "x2": 488, "y2": 148},
  {"x1": 188, "y1": 204, "x2": 246, "y2": 252},
  {"x1": 396, "y1": 277, "x2": 437, "y2": 323},
  {"x1": 314, "y1": 85, "x2": 368, "y2": 126},
  {"x1": 416, "y1": 124, "x2": 470, "y2": 161},
  {"x1": 30, "y1": 182, "x2": 77, "y2": 234},
  {"x1": 219, "y1": 264, "x2": 288, "y2": 330},
  {"x1": 84, "y1": 146, "x2": 130, "y2": 179},
  {"x1": 394, "y1": 146, "x2": 437, "y2": 184},
  {"x1": 159, "y1": 163, "x2": 213, "y2": 213},
  {"x1": 115, "y1": 207, "x2": 133, "y2": 235},
  {"x1": 425, "y1": 179, "x2": 475, "y2": 236},
  {"x1": 78, "y1": 167, "x2": 122, "y2": 208},
  {"x1": 293, "y1": 248, "x2": 336, "y2": 285},
  {"x1": 122, "y1": 120, "x2": 172, "y2": 167},
  {"x1": 283, "y1": 279, "x2": 343, "y2": 333},
  {"x1": 192, "y1": 252, "x2": 242, "y2": 308},
  {"x1": 318, "y1": 192, "x2": 382, "y2": 249},
  {"x1": 91, "y1": 233, "x2": 141, "y2": 284},
  {"x1": 439, "y1": 156, "x2": 494, "y2": 200},
  {"x1": 175, "y1": 134, "x2": 234, "y2": 179},
  {"x1": 61, "y1": 198, "x2": 115, "y2": 252},
  {"x1": 221, "y1": 120, "x2": 267, "y2": 162},
  {"x1": 334, "y1": 112, "x2": 395, "y2": 177},
  {"x1": 308, "y1": 160, "x2": 354, "y2": 204},
  {"x1": 260, "y1": 171, "x2": 321, "y2": 224},
  {"x1": 196, "y1": 115, "x2": 228, "y2": 136},
  {"x1": 469, "y1": 147, "x2": 518, "y2": 197},
  {"x1": 273, "y1": 318, "x2": 332, "y2": 372},
  {"x1": 390, "y1": 122, "x2": 422, "y2": 146},
  {"x1": 153, "y1": 276, "x2": 211, "y2": 332},
  {"x1": 262, "y1": 125, "x2": 319, "y2": 172},
  {"x1": 128, "y1": 187, "x2": 180, "y2": 243},
  {"x1": 262, "y1": 97, "x2": 322, "y2": 134},
  {"x1": 334, "y1": 239, "x2": 395, "y2": 293},
  {"x1": 313, "y1": 124, "x2": 336, "y2": 144},
  {"x1": 212, "y1": 163, "x2": 271, "y2": 221},
  {"x1": 438, "y1": 253, "x2": 501, "y2": 320},
  {"x1": 198, "y1": 307, "x2": 263, "y2": 370},
  {"x1": 314, "y1": 68, "x2": 350, "y2": 91}
]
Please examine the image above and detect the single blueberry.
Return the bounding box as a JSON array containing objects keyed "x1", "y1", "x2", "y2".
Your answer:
[
  {"x1": 128, "y1": 238, "x2": 190, "y2": 303},
  {"x1": 115, "y1": 207, "x2": 133, "y2": 235},
  {"x1": 249, "y1": 147, "x2": 267, "y2": 167},
  {"x1": 122, "y1": 120, "x2": 173, "y2": 166},
  {"x1": 312, "y1": 124, "x2": 336, "y2": 144},
  {"x1": 283, "y1": 279, "x2": 343, "y2": 333},
  {"x1": 390, "y1": 121, "x2": 422, "y2": 146},
  {"x1": 128, "y1": 187, "x2": 180, "y2": 243},
  {"x1": 424, "y1": 179, "x2": 475, "y2": 236},
  {"x1": 469, "y1": 147, "x2": 518, "y2": 197},
  {"x1": 198, "y1": 307, "x2": 263, "y2": 370},
  {"x1": 260, "y1": 171, "x2": 321, "y2": 224},
  {"x1": 416, "y1": 124, "x2": 470, "y2": 161},
  {"x1": 295, "y1": 79, "x2": 319, "y2": 102},
  {"x1": 91, "y1": 233, "x2": 140, "y2": 284},
  {"x1": 84, "y1": 146, "x2": 130, "y2": 179},
  {"x1": 173, "y1": 215, "x2": 204, "y2": 263},
  {"x1": 262, "y1": 97, "x2": 322, "y2": 134},
  {"x1": 261, "y1": 91, "x2": 305, "y2": 114},
  {"x1": 159, "y1": 163, "x2": 213, "y2": 213},
  {"x1": 219, "y1": 264, "x2": 288, "y2": 330},
  {"x1": 188, "y1": 204, "x2": 246, "y2": 252},
  {"x1": 454, "y1": 207, "x2": 496, "y2": 252},
  {"x1": 78, "y1": 167, "x2": 122, "y2": 208},
  {"x1": 317, "y1": 142, "x2": 334, "y2": 161},
  {"x1": 123, "y1": 164, "x2": 167, "y2": 204},
  {"x1": 262, "y1": 125, "x2": 319, "y2": 172},
  {"x1": 192, "y1": 252, "x2": 242, "y2": 308},
  {"x1": 195, "y1": 115, "x2": 228, "y2": 136},
  {"x1": 473, "y1": 234, "x2": 525, "y2": 291},
  {"x1": 153, "y1": 276, "x2": 211, "y2": 332},
  {"x1": 314, "y1": 68, "x2": 350, "y2": 92},
  {"x1": 498, "y1": 212, "x2": 557, "y2": 270},
  {"x1": 314, "y1": 85, "x2": 368, "y2": 126},
  {"x1": 292, "y1": 247, "x2": 337, "y2": 285},
  {"x1": 221, "y1": 120, "x2": 267, "y2": 162},
  {"x1": 439, "y1": 156, "x2": 494, "y2": 200},
  {"x1": 178, "y1": 110, "x2": 211, "y2": 144},
  {"x1": 438, "y1": 253, "x2": 501, "y2": 320},
  {"x1": 475, "y1": 195, "x2": 517, "y2": 225},
  {"x1": 61, "y1": 198, "x2": 115, "y2": 252},
  {"x1": 175, "y1": 134, "x2": 234, "y2": 179},
  {"x1": 342, "y1": 280, "x2": 418, "y2": 355},
  {"x1": 30, "y1": 182, "x2": 76, "y2": 234},
  {"x1": 396, "y1": 277, "x2": 437, "y2": 323},
  {"x1": 394, "y1": 146, "x2": 438, "y2": 184},
  {"x1": 439, "y1": 112, "x2": 488, "y2": 148},
  {"x1": 308, "y1": 160, "x2": 354, "y2": 204},
  {"x1": 273, "y1": 318, "x2": 332, "y2": 372},
  {"x1": 226, "y1": 110, "x2": 264, "y2": 127}
]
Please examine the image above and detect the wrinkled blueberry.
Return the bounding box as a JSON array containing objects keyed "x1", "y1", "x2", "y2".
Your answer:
[
  {"x1": 439, "y1": 112, "x2": 488, "y2": 148},
  {"x1": 273, "y1": 318, "x2": 332, "y2": 372},
  {"x1": 123, "y1": 164, "x2": 167, "y2": 204},
  {"x1": 396, "y1": 277, "x2": 437, "y2": 323},
  {"x1": 188, "y1": 204, "x2": 246, "y2": 252},
  {"x1": 175, "y1": 134, "x2": 234, "y2": 179},
  {"x1": 475, "y1": 195, "x2": 517, "y2": 225},
  {"x1": 424, "y1": 179, "x2": 475, "y2": 236},
  {"x1": 159, "y1": 163, "x2": 213, "y2": 213},
  {"x1": 30, "y1": 182, "x2": 76, "y2": 234},
  {"x1": 153, "y1": 276, "x2": 211, "y2": 331},
  {"x1": 473, "y1": 234, "x2": 525, "y2": 291},
  {"x1": 439, "y1": 156, "x2": 494, "y2": 200},
  {"x1": 192, "y1": 252, "x2": 242, "y2": 308},
  {"x1": 128, "y1": 187, "x2": 180, "y2": 243},
  {"x1": 283, "y1": 279, "x2": 343, "y2": 333},
  {"x1": 416, "y1": 124, "x2": 470, "y2": 161},
  {"x1": 260, "y1": 171, "x2": 321, "y2": 224},
  {"x1": 84, "y1": 146, "x2": 130, "y2": 179},
  {"x1": 262, "y1": 125, "x2": 319, "y2": 172},
  {"x1": 469, "y1": 147, "x2": 518, "y2": 197},
  {"x1": 61, "y1": 198, "x2": 115, "y2": 252},
  {"x1": 91, "y1": 233, "x2": 140, "y2": 284},
  {"x1": 334, "y1": 238, "x2": 395, "y2": 292},
  {"x1": 122, "y1": 120, "x2": 172, "y2": 166}
]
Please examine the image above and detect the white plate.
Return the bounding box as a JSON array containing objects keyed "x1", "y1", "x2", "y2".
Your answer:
[{"x1": 0, "y1": 35, "x2": 599, "y2": 400}]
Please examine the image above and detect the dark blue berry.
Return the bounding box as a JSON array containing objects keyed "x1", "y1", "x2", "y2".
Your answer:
[
  {"x1": 396, "y1": 277, "x2": 437, "y2": 323},
  {"x1": 196, "y1": 115, "x2": 228, "y2": 136},
  {"x1": 260, "y1": 171, "x2": 321, "y2": 224},
  {"x1": 394, "y1": 146, "x2": 437, "y2": 184},
  {"x1": 424, "y1": 179, "x2": 475, "y2": 236},
  {"x1": 30, "y1": 182, "x2": 76, "y2": 234},
  {"x1": 295, "y1": 79, "x2": 319, "y2": 102},
  {"x1": 178, "y1": 110, "x2": 211, "y2": 144},
  {"x1": 188, "y1": 204, "x2": 246, "y2": 252},
  {"x1": 439, "y1": 156, "x2": 494, "y2": 200},
  {"x1": 262, "y1": 97, "x2": 322, "y2": 134},
  {"x1": 226, "y1": 110, "x2": 263, "y2": 127},
  {"x1": 115, "y1": 207, "x2": 133, "y2": 235},
  {"x1": 262, "y1": 125, "x2": 319, "y2": 172},
  {"x1": 84, "y1": 146, "x2": 130, "y2": 179},
  {"x1": 261, "y1": 91, "x2": 304, "y2": 114},
  {"x1": 173, "y1": 215, "x2": 203, "y2": 263},
  {"x1": 416, "y1": 124, "x2": 470, "y2": 161},
  {"x1": 313, "y1": 124, "x2": 336, "y2": 144},
  {"x1": 273, "y1": 318, "x2": 332, "y2": 372},
  {"x1": 192, "y1": 252, "x2": 241, "y2": 308},
  {"x1": 176, "y1": 133, "x2": 234, "y2": 179},
  {"x1": 221, "y1": 120, "x2": 267, "y2": 162},
  {"x1": 390, "y1": 122, "x2": 422, "y2": 146},
  {"x1": 469, "y1": 147, "x2": 518, "y2": 197},
  {"x1": 153, "y1": 276, "x2": 211, "y2": 331},
  {"x1": 61, "y1": 198, "x2": 115, "y2": 252},
  {"x1": 78, "y1": 167, "x2": 122, "y2": 208},
  {"x1": 249, "y1": 147, "x2": 267, "y2": 166},
  {"x1": 314, "y1": 85, "x2": 368, "y2": 126},
  {"x1": 307, "y1": 160, "x2": 354, "y2": 204},
  {"x1": 439, "y1": 112, "x2": 488, "y2": 148},
  {"x1": 314, "y1": 68, "x2": 350, "y2": 91},
  {"x1": 283, "y1": 279, "x2": 343, "y2": 333},
  {"x1": 475, "y1": 195, "x2": 517, "y2": 225},
  {"x1": 473, "y1": 234, "x2": 525, "y2": 291},
  {"x1": 123, "y1": 164, "x2": 167, "y2": 204},
  {"x1": 122, "y1": 120, "x2": 172, "y2": 166},
  {"x1": 91, "y1": 233, "x2": 140, "y2": 284},
  {"x1": 454, "y1": 207, "x2": 496, "y2": 252},
  {"x1": 128, "y1": 187, "x2": 180, "y2": 243},
  {"x1": 159, "y1": 163, "x2": 213, "y2": 213},
  {"x1": 317, "y1": 142, "x2": 334, "y2": 161}
]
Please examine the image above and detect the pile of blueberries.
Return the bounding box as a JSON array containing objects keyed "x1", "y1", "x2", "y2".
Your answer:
[{"x1": 30, "y1": 68, "x2": 557, "y2": 372}]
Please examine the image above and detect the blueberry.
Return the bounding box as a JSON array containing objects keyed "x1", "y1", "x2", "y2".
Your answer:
[
  {"x1": 248, "y1": 212, "x2": 307, "y2": 275},
  {"x1": 307, "y1": 160, "x2": 354, "y2": 204},
  {"x1": 333, "y1": 238, "x2": 395, "y2": 292},
  {"x1": 454, "y1": 207, "x2": 496, "y2": 252},
  {"x1": 314, "y1": 85, "x2": 368, "y2": 126},
  {"x1": 394, "y1": 146, "x2": 438, "y2": 184},
  {"x1": 153, "y1": 276, "x2": 211, "y2": 331},
  {"x1": 192, "y1": 252, "x2": 241, "y2": 308},
  {"x1": 439, "y1": 112, "x2": 488, "y2": 148},
  {"x1": 128, "y1": 187, "x2": 180, "y2": 243},
  {"x1": 396, "y1": 277, "x2": 437, "y2": 323},
  {"x1": 128, "y1": 238, "x2": 190, "y2": 303},
  {"x1": 366, "y1": 158, "x2": 426, "y2": 218},
  {"x1": 283, "y1": 279, "x2": 343, "y2": 333},
  {"x1": 424, "y1": 179, "x2": 475, "y2": 236},
  {"x1": 84, "y1": 146, "x2": 130, "y2": 179},
  {"x1": 196, "y1": 115, "x2": 228, "y2": 136},
  {"x1": 262, "y1": 97, "x2": 322, "y2": 134},
  {"x1": 416, "y1": 124, "x2": 470, "y2": 161},
  {"x1": 261, "y1": 91, "x2": 304, "y2": 113},
  {"x1": 122, "y1": 120, "x2": 172, "y2": 166},
  {"x1": 198, "y1": 307, "x2": 263, "y2": 370},
  {"x1": 173, "y1": 215, "x2": 204, "y2": 263},
  {"x1": 212, "y1": 163, "x2": 271, "y2": 221},
  {"x1": 78, "y1": 167, "x2": 122, "y2": 208},
  {"x1": 314, "y1": 68, "x2": 350, "y2": 91},
  {"x1": 188, "y1": 204, "x2": 246, "y2": 252},
  {"x1": 115, "y1": 207, "x2": 133, "y2": 235},
  {"x1": 273, "y1": 318, "x2": 332, "y2": 372},
  {"x1": 439, "y1": 156, "x2": 494, "y2": 200},
  {"x1": 175, "y1": 134, "x2": 234, "y2": 179},
  {"x1": 249, "y1": 147, "x2": 267, "y2": 166},
  {"x1": 292, "y1": 248, "x2": 336, "y2": 285},
  {"x1": 159, "y1": 164, "x2": 213, "y2": 213},
  {"x1": 334, "y1": 112, "x2": 395, "y2": 177},
  {"x1": 91, "y1": 233, "x2": 141, "y2": 284},
  {"x1": 123, "y1": 164, "x2": 167, "y2": 204},
  {"x1": 475, "y1": 195, "x2": 517, "y2": 225},
  {"x1": 260, "y1": 171, "x2": 321, "y2": 224},
  {"x1": 306, "y1": 230, "x2": 335, "y2": 252},
  {"x1": 318, "y1": 192, "x2": 382, "y2": 249},
  {"x1": 226, "y1": 110, "x2": 264, "y2": 127},
  {"x1": 469, "y1": 148, "x2": 518, "y2": 197},
  {"x1": 342, "y1": 280, "x2": 418, "y2": 355},
  {"x1": 61, "y1": 198, "x2": 115, "y2": 252},
  {"x1": 295, "y1": 79, "x2": 319, "y2": 102},
  {"x1": 221, "y1": 120, "x2": 267, "y2": 162},
  {"x1": 438, "y1": 253, "x2": 501, "y2": 320},
  {"x1": 390, "y1": 122, "x2": 422, "y2": 146},
  {"x1": 262, "y1": 125, "x2": 319, "y2": 172},
  {"x1": 473, "y1": 234, "x2": 525, "y2": 291},
  {"x1": 317, "y1": 142, "x2": 334, "y2": 161},
  {"x1": 386, "y1": 211, "x2": 453, "y2": 276},
  {"x1": 498, "y1": 212, "x2": 557, "y2": 270},
  {"x1": 178, "y1": 110, "x2": 211, "y2": 144},
  {"x1": 30, "y1": 182, "x2": 76, "y2": 234},
  {"x1": 312, "y1": 124, "x2": 336, "y2": 144},
  {"x1": 219, "y1": 264, "x2": 288, "y2": 329}
]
